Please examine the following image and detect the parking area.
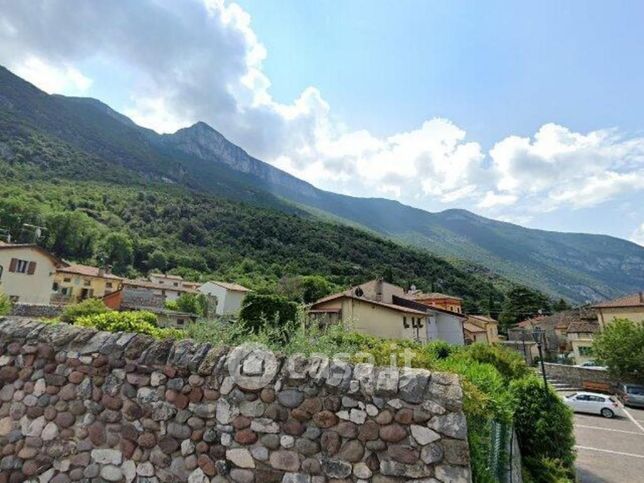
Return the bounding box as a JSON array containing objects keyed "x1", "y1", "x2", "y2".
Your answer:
[{"x1": 572, "y1": 402, "x2": 644, "y2": 482}]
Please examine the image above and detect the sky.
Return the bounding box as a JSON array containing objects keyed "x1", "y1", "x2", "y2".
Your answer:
[{"x1": 0, "y1": 0, "x2": 643, "y2": 244}]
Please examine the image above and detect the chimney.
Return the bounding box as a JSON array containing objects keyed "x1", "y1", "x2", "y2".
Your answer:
[
  {"x1": 375, "y1": 278, "x2": 383, "y2": 302},
  {"x1": 98, "y1": 266, "x2": 105, "y2": 277},
  {"x1": 640, "y1": 291, "x2": 644, "y2": 303}
]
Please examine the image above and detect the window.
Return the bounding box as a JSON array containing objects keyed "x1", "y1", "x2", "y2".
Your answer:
[
  {"x1": 52, "y1": 282, "x2": 59, "y2": 291},
  {"x1": 106, "y1": 282, "x2": 113, "y2": 289},
  {"x1": 176, "y1": 319, "x2": 185, "y2": 325},
  {"x1": 578, "y1": 346, "x2": 593, "y2": 356},
  {"x1": 403, "y1": 316, "x2": 409, "y2": 328},
  {"x1": 173, "y1": 282, "x2": 179, "y2": 287},
  {"x1": 83, "y1": 279, "x2": 91, "y2": 287},
  {"x1": 63, "y1": 277, "x2": 71, "y2": 283},
  {"x1": 9, "y1": 258, "x2": 35, "y2": 274},
  {"x1": 0, "y1": 265, "x2": 3, "y2": 280}
]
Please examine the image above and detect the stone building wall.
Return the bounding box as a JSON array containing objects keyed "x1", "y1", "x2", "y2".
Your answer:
[
  {"x1": 0, "y1": 318, "x2": 471, "y2": 482},
  {"x1": 10, "y1": 304, "x2": 63, "y2": 319}
]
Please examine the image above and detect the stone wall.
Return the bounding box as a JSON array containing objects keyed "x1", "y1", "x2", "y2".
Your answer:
[
  {"x1": 10, "y1": 304, "x2": 63, "y2": 318},
  {"x1": 543, "y1": 363, "x2": 614, "y2": 387},
  {"x1": 0, "y1": 318, "x2": 471, "y2": 483}
]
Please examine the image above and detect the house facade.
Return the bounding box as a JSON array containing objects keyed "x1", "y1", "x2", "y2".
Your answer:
[
  {"x1": 199, "y1": 281, "x2": 250, "y2": 316},
  {"x1": 462, "y1": 315, "x2": 499, "y2": 344},
  {"x1": 567, "y1": 320, "x2": 600, "y2": 364},
  {"x1": 53, "y1": 264, "x2": 122, "y2": 304},
  {"x1": 309, "y1": 279, "x2": 466, "y2": 345},
  {"x1": 593, "y1": 292, "x2": 644, "y2": 329},
  {"x1": 103, "y1": 286, "x2": 197, "y2": 328},
  {"x1": 0, "y1": 244, "x2": 66, "y2": 305},
  {"x1": 122, "y1": 278, "x2": 197, "y2": 302}
]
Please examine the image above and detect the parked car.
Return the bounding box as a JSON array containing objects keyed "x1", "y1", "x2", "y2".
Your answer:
[
  {"x1": 616, "y1": 383, "x2": 644, "y2": 408},
  {"x1": 576, "y1": 360, "x2": 606, "y2": 369},
  {"x1": 563, "y1": 392, "x2": 625, "y2": 418}
]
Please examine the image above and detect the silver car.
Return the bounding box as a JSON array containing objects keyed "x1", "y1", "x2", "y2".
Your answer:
[{"x1": 616, "y1": 383, "x2": 644, "y2": 408}]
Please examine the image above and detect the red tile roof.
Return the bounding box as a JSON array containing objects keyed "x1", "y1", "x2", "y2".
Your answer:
[
  {"x1": 310, "y1": 292, "x2": 428, "y2": 316},
  {"x1": 592, "y1": 292, "x2": 644, "y2": 309},
  {"x1": 58, "y1": 264, "x2": 122, "y2": 280},
  {"x1": 208, "y1": 281, "x2": 250, "y2": 292}
]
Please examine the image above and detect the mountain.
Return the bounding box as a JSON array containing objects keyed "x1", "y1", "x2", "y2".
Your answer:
[{"x1": 1, "y1": 65, "x2": 642, "y2": 303}]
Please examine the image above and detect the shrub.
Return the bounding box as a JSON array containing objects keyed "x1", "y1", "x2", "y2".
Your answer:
[
  {"x1": 239, "y1": 293, "x2": 298, "y2": 334},
  {"x1": 510, "y1": 376, "x2": 575, "y2": 482},
  {"x1": 0, "y1": 291, "x2": 11, "y2": 316},
  {"x1": 461, "y1": 343, "x2": 530, "y2": 381},
  {"x1": 60, "y1": 298, "x2": 110, "y2": 323},
  {"x1": 76, "y1": 311, "x2": 183, "y2": 339}
]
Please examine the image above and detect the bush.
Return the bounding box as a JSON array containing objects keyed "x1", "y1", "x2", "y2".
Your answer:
[
  {"x1": 76, "y1": 311, "x2": 183, "y2": 339},
  {"x1": 60, "y1": 298, "x2": 110, "y2": 323},
  {"x1": 0, "y1": 291, "x2": 11, "y2": 316},
  {"x1": 511, "y1": 376, "x2": 575, "y2": 482},
  {"x1": 239, "y1": 293, "x2": 298, "y2": 334},
  {"x1": 461, "y1": 343, "x2": 530, "y2": 381}
]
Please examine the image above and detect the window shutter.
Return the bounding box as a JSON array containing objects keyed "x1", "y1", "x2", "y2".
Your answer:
[
  {"x1": 27, "y1": 261, "x2": 37, "y2": 275},
  {"x1": 9, "y1": 258, "x2": 17, "y2": 272}
]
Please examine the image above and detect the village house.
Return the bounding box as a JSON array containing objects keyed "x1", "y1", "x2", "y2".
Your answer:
[
  {"x1": 0, "y1": 243, "x2": 67, "y2": 305},
  {"x1": 511, "y1": 308, "x2": 598, "y2": 363},
  {"x1": 566, "y1": 319, "x2": 600, "y2": 364},
  {"x1": 463, "y1": 314, "x2": 500, "y2": 344},
  {"x1": 198, "y1": 281, "x2": 250, "y2": 316},
  {"x1": 122, "y1": 278, "x2": 198, "y2": 303},
  {"x1": 593, "y1": 292, "x2": 644, "y2": 328},
  {"x1": 309, "y1": 279, "x2": 466, "y2": 345},
  {"x1": 405, "y1": 287, "x2": 464, "y2": 314},
  {"x1": 53, "y1": 264, "x2": 123, "y2": 304},
  {"x1": 103, "y1": 286, "x2": 197, "y2": 328}
]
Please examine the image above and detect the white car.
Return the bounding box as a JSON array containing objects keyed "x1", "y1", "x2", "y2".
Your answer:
[{"x1": 563, "y1": 392, "x2": 625, "y2": 418}]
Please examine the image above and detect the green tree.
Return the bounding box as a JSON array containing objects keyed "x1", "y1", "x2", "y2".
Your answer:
[
  {"x1": 44, "y1": 211, "x2": 99, "y2": 260},
  {"x1": 593, "y1": 319, "x2": 644, "y2": 383},
  {"x1": 553, "y1": 298, "x2": 571, "y2": 312},
  {"x1": 98, "y1": 232, "x2": 134, "y2": 275},
  {"x1": 170, "y1": 293, "x2": 208, "y2": 316},
  {"x1": 148, "y1": 250, "x2": 167, "y2": 272},
  {"x1": 239, "y1": 293, "x2": 298, "y2": 334},
  {"x1": 0, "y1": 291, "x2": 11, "y2": 316},
  {"x1": 511, "y1": 376, "x2": 576, "y2": 482},
  {"x1": 499, "y1": 287, "x2": 552, "y2": 328},
  {"x1": 299, "y1": 275, "x2": 334, "y2": 303}
]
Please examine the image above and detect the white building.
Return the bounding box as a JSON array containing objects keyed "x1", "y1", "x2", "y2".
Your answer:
[{"x1": 199, "y1": 281, "x2": 250, "y2": 316}]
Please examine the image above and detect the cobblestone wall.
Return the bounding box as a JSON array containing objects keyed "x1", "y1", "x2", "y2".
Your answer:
[{"x1": 0, "y1": 318, "x2": 471, "y2": 482}]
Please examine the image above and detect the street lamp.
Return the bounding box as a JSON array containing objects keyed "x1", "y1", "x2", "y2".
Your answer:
[{"x1": 532, "y1": 327, "x2": 548, "y2": 392}]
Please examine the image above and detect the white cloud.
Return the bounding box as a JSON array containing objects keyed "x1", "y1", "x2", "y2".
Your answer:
[
  {"x1": 0, "y1": 0, "x2": 643, "y2": 230},
  {"x1": 13, "y1": 56, "x2": 92, "y2": 94},
  {"x1": 477, "y1": 191, "x2": 518, "y2": 209},
  {"x1": 631, "y1": 223, "x2": 644, "y2": 246}
]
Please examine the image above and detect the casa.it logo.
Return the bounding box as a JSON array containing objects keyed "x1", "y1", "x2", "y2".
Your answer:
[{"x1": 226, "y1": 343, "x2": 279, "y2": 390}]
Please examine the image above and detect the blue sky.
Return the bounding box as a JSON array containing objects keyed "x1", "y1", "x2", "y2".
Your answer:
[{"x1": 0, "y1": 0, "x2": 642, "y2": 243}]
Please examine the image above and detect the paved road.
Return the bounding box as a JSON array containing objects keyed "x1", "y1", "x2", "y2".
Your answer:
[{"x1": 572, "y1": 404, "x2": 644, "y2": 482}]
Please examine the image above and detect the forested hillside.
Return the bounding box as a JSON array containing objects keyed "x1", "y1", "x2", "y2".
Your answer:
[{"x1": 0, "y1": 179, "x2": 512, "y2": 314}]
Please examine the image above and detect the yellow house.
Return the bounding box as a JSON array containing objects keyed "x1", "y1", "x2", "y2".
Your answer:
[
  {"x1": 566, "y1": 320, "x2": 599, "y2": 364},
  {"x1": 593, "y1": 292, "x2": 644, "y2": 329},
  {"x1": 0, "y1": 244, "x2": 66, "y2": 305},
  {"x1": 53, "y1": 264, "x2": 123, "y2": 304},
  {"x1": 309, "y1": 291, "x2": 430, "y2": 342},
  {"x1": 464, "y1": 315, "x2": 500, "y2": 344}
]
